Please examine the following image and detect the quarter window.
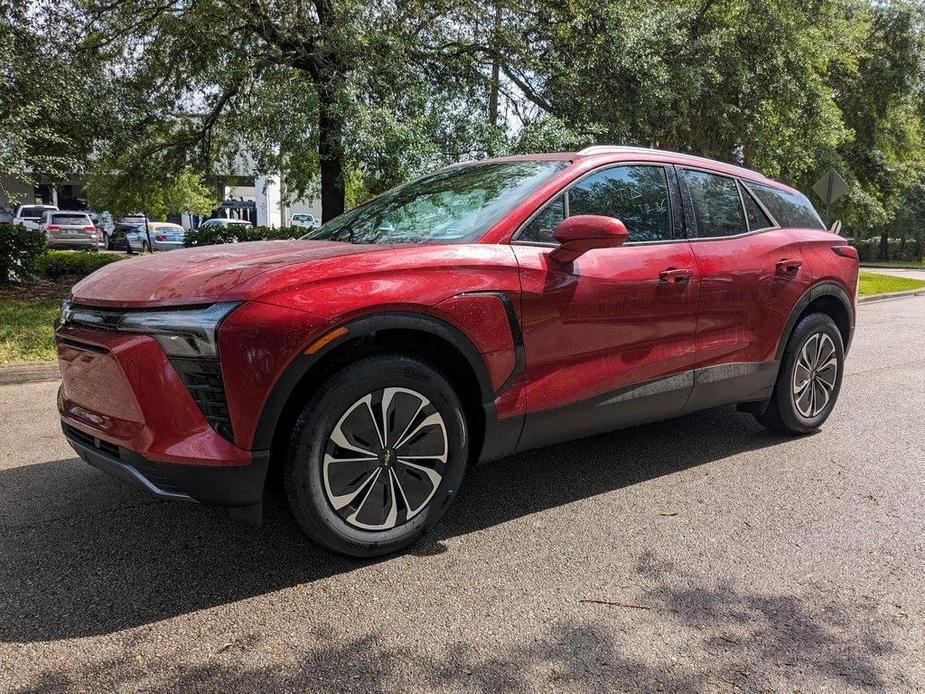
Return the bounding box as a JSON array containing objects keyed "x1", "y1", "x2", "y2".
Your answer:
[
  {"x1": 520, "y1": 194, "x2": 565, "y2": 243},
  {"x1": 748, "y1": 183, "x2": 825, "y2": 230},
  {"x1": 739, "y1": 182, "x2": 773, "y2": 231},
  {"x1": 682, "y1": 170, "x2": 746, "y2": 238}
]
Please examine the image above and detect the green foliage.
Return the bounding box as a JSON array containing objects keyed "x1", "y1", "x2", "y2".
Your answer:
[
  {"x1": 86, "y1": 168, "x2": 216, "y2": 222},
  {"x1": 0, "y1": 224, "x2": 46, "y2": 284},
  {"x1": 0, "y1": 1, "x2": 118, "y2": 202},
  {"x1": 33, "y1": 251, "x2": 126, "y2": 280},
  {"x1": 183, "y1": 225, "x2": 299, "y2": 248}
]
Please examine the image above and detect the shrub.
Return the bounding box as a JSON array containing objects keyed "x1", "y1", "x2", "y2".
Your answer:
[
  {"x1": 0, "y1": 223, "x2": 47, "y2": 283},
  {"x1": 184, "y1": 224, "x2": 300, "y2": 248},
  {"x1": 33, "y1": 250, "x2": 126, "y2": 279}
]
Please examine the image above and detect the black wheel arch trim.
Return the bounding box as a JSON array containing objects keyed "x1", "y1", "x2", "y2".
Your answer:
[
  {"x1": 775, "y1": 281, "x2": 855, "y2": 362},
  {"x1": 250, "y1": 310, "x2": 501, "y2": 452}
]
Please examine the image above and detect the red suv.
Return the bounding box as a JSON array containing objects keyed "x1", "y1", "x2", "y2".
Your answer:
[{"x1": 56, "y1": 147, "x2": 858, "y2": 556}]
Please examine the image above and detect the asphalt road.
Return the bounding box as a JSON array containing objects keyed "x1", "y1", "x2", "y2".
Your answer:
[{"x1": 1, "y1": 297, "x2": 924, "y2": 693}]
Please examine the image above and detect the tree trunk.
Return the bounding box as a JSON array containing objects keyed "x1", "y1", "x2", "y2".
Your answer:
[
  {"x1": 879, "y1": 230, "x2": 889, "y2": 261},
  {"x1": 318, "y1": 83, "x2": 345, "y2": 223},
  {"x1": 487, "y1": 4, "x2": 501, "y2": 128}
]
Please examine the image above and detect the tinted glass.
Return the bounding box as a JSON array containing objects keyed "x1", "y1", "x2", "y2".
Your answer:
[
  {"x1": 683, "y1": 170, "x2": 746, "y2": 237},
  {"x1": 749, "y1": 183, "x2": 825, "y2": 229},
  {"x1": 20, "y1": 206, "x2": 52, "y2": 218},
  {"x1": 520, "y1": 194, "x2": 565, "y2": 243},
  {"x1": 567, "y1": 165, "x2": 672, "y2": 242},
  {"x1": 52, "y1": 213, "x2": 91, "y2": 224},
  {"x1": 739, "y1": 182, "x2": 773, "y2": 230},
  {"x1": 307, "y1": 161, "x2": 567, "y2": 245}
]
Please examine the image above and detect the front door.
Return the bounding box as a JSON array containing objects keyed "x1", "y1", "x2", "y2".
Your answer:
[{"x1": 511, "y1": 164, "x2": 700, "y2": 451}]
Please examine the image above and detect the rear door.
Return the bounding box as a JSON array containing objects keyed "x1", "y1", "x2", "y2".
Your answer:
[
  {"x1": 512, "y1": 163, "x2": 700, "y2": 450},
  {"x1": 679, "y1": 167, "x2": 811, "y2": 410}
]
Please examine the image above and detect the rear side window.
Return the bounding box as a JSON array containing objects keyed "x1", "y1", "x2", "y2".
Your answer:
[
  {"x1": 748, "y1": 183, "x2": 824, "y2": 230},
  {"x1": 682, "y1": 170, "x2": 746, "y2": 237},
  {"x1": 739, "y1": 182, "x2": 773, "y2": 231}
]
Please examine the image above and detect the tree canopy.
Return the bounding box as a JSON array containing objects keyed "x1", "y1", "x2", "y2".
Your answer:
[{"x1": 1, "y1": 0, "x2": 923, "y2": 246}]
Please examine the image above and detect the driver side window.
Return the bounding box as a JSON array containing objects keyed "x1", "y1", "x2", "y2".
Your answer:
[{"x1": 517, "y1": 165, "x2": 673, "y2": 244}]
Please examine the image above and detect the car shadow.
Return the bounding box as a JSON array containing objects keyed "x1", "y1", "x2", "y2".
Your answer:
[{"x1": 1, "y1": 406, "x2": 793, "y2": 642}]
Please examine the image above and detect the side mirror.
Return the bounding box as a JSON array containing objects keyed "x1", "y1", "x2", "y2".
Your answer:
[{"x1": 549, "y1": 215, "x2": 629, "y2": 263}]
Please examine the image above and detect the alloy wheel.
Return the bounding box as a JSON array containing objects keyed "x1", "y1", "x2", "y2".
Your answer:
[
  {"x1": 791, "y1": 332, "x2": 838, "y2": 418},
  {"x1": 322, "y1": 387, "x2": 448, "y2": 531}
]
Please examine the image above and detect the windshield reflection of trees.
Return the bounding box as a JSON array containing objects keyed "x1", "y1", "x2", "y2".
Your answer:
[{"x1": 306, "y1": 162, "x2": 566, "y2": 245}]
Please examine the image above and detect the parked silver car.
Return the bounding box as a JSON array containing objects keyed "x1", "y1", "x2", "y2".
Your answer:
[
  {"x1": 41, "y1": 211, "x2": 100, "y2": 249},
  {"x1": 126, "y1": 222, "x2": 186, "y2": 253}
]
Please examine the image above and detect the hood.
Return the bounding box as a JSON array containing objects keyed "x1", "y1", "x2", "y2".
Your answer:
[{"x1": 70, "y1": 240, "x2": 379, "y2": 308}]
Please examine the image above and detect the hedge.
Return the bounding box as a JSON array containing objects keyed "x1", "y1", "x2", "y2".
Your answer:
[
  {"x1": 851, "y1": 236, "x2": 924, "y2": 262},
  {"x1": 0, "y1": 223, "x2": 47, "y2": 283},
  {"x1": 33, "y1": 250, "x2": 126, "y2": 279},
  {"x1": 184, "y1": 224, "x2": 300, "y2": 248}
]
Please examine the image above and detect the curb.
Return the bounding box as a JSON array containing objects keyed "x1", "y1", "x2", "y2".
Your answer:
[
  {"x1": 0, "y1": 362, "x2": 59, "y2": 386},
  {"x1": 858, "y1": 288, "x2": 925, "y2": 304}
]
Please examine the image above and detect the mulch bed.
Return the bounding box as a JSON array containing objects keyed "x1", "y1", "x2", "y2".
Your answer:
[{"x1": 0, "y1": 278, "x2": 79, "y2": 301}]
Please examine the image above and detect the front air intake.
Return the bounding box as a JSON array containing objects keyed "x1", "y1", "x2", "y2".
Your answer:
[{"x1": 168, "y1": 356, "x2": 234, "y2": 442}]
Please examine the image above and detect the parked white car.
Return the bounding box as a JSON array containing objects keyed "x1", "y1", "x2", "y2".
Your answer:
[
  {"x1": 289, "y1": 213, "x2": 318, "y2": 229},
  {"x1": 41, "y1": 211, "x2": 99, "y2": 249},
  {"x1": 14, "y1": 204, "x2": 58, "y2": 231}
]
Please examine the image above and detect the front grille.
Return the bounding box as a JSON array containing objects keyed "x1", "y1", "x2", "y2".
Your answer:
[
  {"x1": 168, "y1": 357, "x2": 234, "y2": 442},
  {"x1": 63, "y1": 423, "x2": 121, "y2": 458}
]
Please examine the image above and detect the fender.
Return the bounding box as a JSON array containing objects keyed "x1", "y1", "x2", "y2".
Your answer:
[
  {"x1": 250, "y1": 311, "x2": 498, "y2": 451},
  {"x1": 775, "y1": 280, "x2": 855, "y2": 361}
]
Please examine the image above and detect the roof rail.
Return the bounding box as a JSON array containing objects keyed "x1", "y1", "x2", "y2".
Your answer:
[{"x1": 576, "y1": 145, "x2": 765, "y2": 180}]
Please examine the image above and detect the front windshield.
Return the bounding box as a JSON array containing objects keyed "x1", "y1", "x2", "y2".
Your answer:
[{"x1": 304, "y1": 160, "x2": 567, "y2": 245}]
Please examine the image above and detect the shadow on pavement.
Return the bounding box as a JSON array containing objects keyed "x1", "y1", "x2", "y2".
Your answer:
[
  {"x1": 4, "y1": 406, "x2": 798, "y2": 643},
  {"x1": 17, "y1": 552, "x2": 896, "y2": 692}
]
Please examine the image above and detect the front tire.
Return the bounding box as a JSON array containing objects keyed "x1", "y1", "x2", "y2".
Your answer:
[
  {"x1": 757, "y1": 312, "x2": 844, "y2": 434},
  {"x1": 285, "y1": 354, "x2": 469, "y2": 557}
]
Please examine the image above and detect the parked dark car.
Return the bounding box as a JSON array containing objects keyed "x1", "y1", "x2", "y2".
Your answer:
[{"x1": 57, "y1": 146, "x2": 859, "y2": 557}]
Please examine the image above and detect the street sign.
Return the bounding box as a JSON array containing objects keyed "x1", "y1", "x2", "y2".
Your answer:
[
  {"x1": 813, "y1": 169, "x2": 848, "y2": 207},
  {"x1": 812, "y1": 169, "x2": 849, "y2": 225}
]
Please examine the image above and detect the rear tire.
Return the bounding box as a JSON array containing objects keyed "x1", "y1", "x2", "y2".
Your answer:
[
  {"x1": 285, "y1": 354, "x2": 469, "y2": 557},
  {"x1": 757, "y1": 313, "x2": 844, "y2": 434}
]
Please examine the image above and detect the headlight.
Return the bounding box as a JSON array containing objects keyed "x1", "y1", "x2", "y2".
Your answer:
[{"x1": 58, "y1": 301, "x2": 240, "y2": 357}]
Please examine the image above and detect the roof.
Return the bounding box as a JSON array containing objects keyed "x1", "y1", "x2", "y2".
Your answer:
[
  {"x1": 573, "y1": 145, "x2": 775, "y2": 185},
  {"x1": 486, "y1": 145, "x2": 783, "y2": 189}
]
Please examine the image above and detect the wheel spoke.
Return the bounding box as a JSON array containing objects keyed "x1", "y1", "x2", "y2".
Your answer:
[
  {"x1": 322, "y1": 387, "x2": 447, "y2": 531},
  {"x1": 396, "y1": 458, "x2": 443, "y2": 518}
]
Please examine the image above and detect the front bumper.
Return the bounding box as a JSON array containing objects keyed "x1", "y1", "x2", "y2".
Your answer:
[{"x1": 63, "y1": 422, "x2": 268, "y2": 506}]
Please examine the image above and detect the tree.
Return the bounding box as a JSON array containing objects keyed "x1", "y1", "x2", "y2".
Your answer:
[
  {"x1": 0, "y1": 0, "x2": 115, "y2": 201},
  {"x1": 86, "y1": 167, "x2": 215, "y2": 221}
]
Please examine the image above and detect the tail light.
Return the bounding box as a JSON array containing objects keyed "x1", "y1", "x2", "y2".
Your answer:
[
  {"x1": 832, "y1": 245, "x2": 858, "y2": 260},
  {"x1": 155, "y1": 234, "x2": 166, "y2": 241},
  {"x1": 47, "y1": 225, "x2": 60, "y2": 232},
  {"x1": 83, "y1": 225, "x2": 97, "y2": 233}
]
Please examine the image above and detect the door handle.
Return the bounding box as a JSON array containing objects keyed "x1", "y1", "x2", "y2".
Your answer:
[
  {"x1": 776, "y1": 258, "x2": 803, "y2": 274},
  {"x1": 659, "y1": 268, "x2": 693, "y2": 283}
]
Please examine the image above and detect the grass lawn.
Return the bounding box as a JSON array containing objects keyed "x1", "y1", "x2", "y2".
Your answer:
[
  {"x1": 858, "y1": 271, "x2": 925, "y2": 297},
  {"x1": 0, "y1": 299, "x2": 60, "y2": 364}
]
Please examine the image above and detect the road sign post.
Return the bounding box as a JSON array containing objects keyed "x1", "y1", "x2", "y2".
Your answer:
[{"x1": 812, "y1": 169, "x2": 849, "y2": 227}]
